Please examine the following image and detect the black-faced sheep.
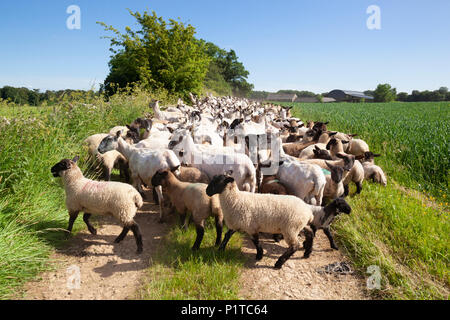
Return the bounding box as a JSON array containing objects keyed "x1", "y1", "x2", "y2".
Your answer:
[{"x1": 50, "y1": 156, "x2": 143, "y2": 253}]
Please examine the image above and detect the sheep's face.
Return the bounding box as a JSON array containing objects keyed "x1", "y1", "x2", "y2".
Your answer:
[
  {"x1": 334, "y1": 197, "x2": 352, "y2": 215},
  {"x1": 151, "y1": 170, "x2": 169, "y2": 187},
  {"x1": 326, "y1": 162, "x2": 345, "y2": 183},
  {"x1": 335, "y1": 153, "x2": 355, "y2": 171},
  {"x1": 206, "y1": 175, "x2": 235, "y2": 196},
  {"x1": 98, "y1": 134, "x2": 118, "y2": 154},
  {"x1": 51, "y1": 156, "x2": 79, "y2": 177},
  {"x1": 313, "y1": 147, "x2": 332, "y2": 160}
]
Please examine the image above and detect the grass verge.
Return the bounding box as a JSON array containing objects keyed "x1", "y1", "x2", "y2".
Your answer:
[{"x1": 137, "y1": 219, "x2": 245, "y2": 300}]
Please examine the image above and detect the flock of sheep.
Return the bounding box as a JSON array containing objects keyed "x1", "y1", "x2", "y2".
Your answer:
[{"x1": 50, "y1": 95, "x2": 387, "y2": 269}]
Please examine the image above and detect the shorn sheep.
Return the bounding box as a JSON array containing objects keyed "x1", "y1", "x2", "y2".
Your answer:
[
  {"x1": 206, "y1": 173, "x2": 315, "y2": 269},
  {"x1": 151, "y1": 170, "x2": 223, "y2": 250},
  {"x1": 50, "y1": 156, "x2": 144, "y2": 253}
]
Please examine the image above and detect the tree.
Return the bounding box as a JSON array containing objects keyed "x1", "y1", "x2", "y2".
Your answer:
[
  {"x1": 203, "y1": 42, "x2": 253, "y2": 97},
  {"x1": 98, "y1": 10, "x2": 211, "y2": 98},
  {"x1": 397, "y1": 92, "x2": 409, "y2": 101},
  {"x1": 373, "y1": 84, "x2": 397, "y2": 102}
]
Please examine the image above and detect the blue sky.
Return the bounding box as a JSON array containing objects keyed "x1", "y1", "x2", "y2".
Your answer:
[{"x1": 0, "y1": 0, "x2": 449, "y2": 93}]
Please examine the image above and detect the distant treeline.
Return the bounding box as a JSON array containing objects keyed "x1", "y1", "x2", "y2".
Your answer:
[
  {"x1": 251, "y1": 87, "x2": 450, "y2": 102},
  {"x1": 0, "y1": 86, "x2": 99, "y2": 106}
]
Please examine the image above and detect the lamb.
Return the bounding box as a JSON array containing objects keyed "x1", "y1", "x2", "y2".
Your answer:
[
  {"x1": 322, "y1": 162, "x2": 346, "y2": 202},
  {"x1": 344, "y1": 138, "x2": 370, "y2": 157},
  {"x1": 151, "y1": 170, "x2": 223, "y2": 250},
  {"x1": 357, "y1": 152, "x2": 387, "y2": 186},
  {"x1": 259, "y1": 176, "x2": 288, "y2": 195},
  {"x1": 97, "y1": 131, "x2": 181, "y2": 222},
  {"x1": 174, "y1": 165, "x2": 210, "y2": 184},
  {"x1": 206, "y1": 173, "x2": 315, "y2": 269},
  {"x1": 308, "y1": 197, "x2": 351, "y2": 251},
  {"x1": 50, "y1": 156, "x2": 143, "y2": 253},
  {"x1": 168, "y1": 131, "x2": 257, "y2": 193},
  {"x1": 150, "y1": 100, "x2": 183, "y2": 122},
  {"x1": 84, "y1": 133, "x2": 129, "y2": 181}
]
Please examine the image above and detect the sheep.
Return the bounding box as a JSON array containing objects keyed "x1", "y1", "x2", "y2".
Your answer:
[
  {"x1": 168, "y1": 130, "x2": 257, "y2": 193},
  {"x1": 50, "y1": 156, "x2": 144, "y2": 253},
  {"x1": 308, "y1": 197, "x2": 351, "y2": 251},
  {"x1": 151, "y1": 170, "x2": 223, "y2": 250},
  {"x1": 150, "y1": 100, "x2": 184, "y2": 122},
  {"x1": 345, "y1": 138, "x2": 370, "y2": 157},
  {"x1": 206, "y1": 173, "x2": 315, "y2": 269},
  {"x1": 322, "y1": 162, "x2": 346, "y2": 202},
  {"x1": 259, "y1": 176, "x2": 288, "y2": 195},
  {"x1": 357, "y1": 152, "x2": 387, "y2": 186},
  {"x1": 84, "y1": 133, "x2": 129, "y2": 181},
  {"x1": 174, "y1": 165, "x2": 210, "y2": 184},
  {"x1": 97, "y1": 131, "x2": 181, "y2": 222}
]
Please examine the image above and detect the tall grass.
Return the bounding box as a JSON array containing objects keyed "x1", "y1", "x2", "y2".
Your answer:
[{"x1": 0, "y1": 88, "x2": 175, "y2": 299}]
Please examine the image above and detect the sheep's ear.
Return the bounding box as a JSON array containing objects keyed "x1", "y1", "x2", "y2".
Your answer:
[
  {"x1": 126, "y1": 124, "x2": 131, "y2": 129},
  {"x1": 116, "y1": 130, "x2": 122, "y2": 138},
  {"x1": 225, "y1": 170, "x2": 233, "y2": 176},
  {"x1": 373, "y1": 153, "x2": 381, "y2": 157},
  {"x1": 349, "y1": 134, "x2": 358, "y2": 137},
  {"x1": 315, "y1": 146, "x2": 320, "y2": 151},
  {"x1": 170, "y1": 165, "x2": 180, "y2": 172},
  {"x1": 325, "y1": 161, "x2": 334, "y2": 170},
  {"x1": 355, "y1": 154, "x2": 365, "y2": 160},
  {"x1": 72, "y1": 156, "x2": 80, "y2": 163},
  {"x1": 329, "y1": 131, "x2": 337, "y2": 137},
  {"x1": 224, "y1": 176, "x2": 235, "y2": 184},
  {"x1": 342, "y1": 140, "x2": 349, "y2": 144},
  {"x1": 335, "y1": 153, "x2": 345, "y2": 159},
  {"x1": 324, "y1": 122, "x2": 329, "y2": 125}
]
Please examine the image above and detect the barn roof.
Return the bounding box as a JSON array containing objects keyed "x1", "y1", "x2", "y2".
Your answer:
[
  {"x1": 341, "y1": 90, "x2": 374, "y2": 99},
  {"x1": 327, "y1": 89, "x2": 374, "y2": 100}
]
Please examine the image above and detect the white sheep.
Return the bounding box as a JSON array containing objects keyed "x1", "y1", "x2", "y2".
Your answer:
[
  {"x1": 276, "y1": 157, "x2": 327, "y2": 205},
  {"x1": 97, "y1": 132, "x2": 180, "y2": 222},
  {"x1": 357, "y1": 152, "x2": 387, "y2": 186},
  {"x1": 168, "y1": 130, "x2": 257, "y2": 193},
  {"x1": 50, "y1": 156, "x2": 144, "y2": 253},
  {"x1": 206, "y1": 173, "x2": 315, "y2": 269}
]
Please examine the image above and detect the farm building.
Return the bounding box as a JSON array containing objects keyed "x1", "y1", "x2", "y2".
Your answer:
[
  {"x1": 266, "y1": 93, "x2": 297, "y2": 102},
  {"x1": 327, "y1": 90, "x2": 374, "y2": 102}
]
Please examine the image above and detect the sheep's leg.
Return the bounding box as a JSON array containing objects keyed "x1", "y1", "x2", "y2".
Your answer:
[
  {"x1": 214, "y1": 216, "x2": 223, "y2": 247},
  {"x1": 323, "y1": 227, "x2": 338, "y2": 250},
  {"x1": 155, "y1": 185, "x2": 164, "y2": 223},
  {"x1": 219, "y1": 229, "x2": 236, "y2": 251},
  {"x1": 114, "y1": 227, "x2": 130, "y2": 243},
  {"x1": 343, "y1": 184, "x2": 350, "y2": 197},
  {"x1": 67, "y1": 211, "x2": 79, "y2": 233},
  {"x1": 251, "y1": 234, "x2": 264, "y2": 261},
  {"x1": 83, "y1": 213, "x2": 97, "y2": 235},
  {"x1": 103, "y1": 166, "x2": 111, "y2": 181},
  {"x1": 274, "y1": 246, "x2": 297, "y2": 269},
  {"x1": 192, "y1": 222, "x2": 205, "y2": 251},
  {"x1": 302, "y1": 227, "x2": 314, "y2": 258},
  {"x1": 179, "y1": 211, "x2": 188, "y2": 231},
  {"x1": 273, "y1": 234, "x2": 283, "y2": 242},
  {"x1": 355, "y1": 182, "x2": 363, "y2": 194},
  {"x1": 152, "y1": 188, "x2": 159, "y2": 205},
  {"x1": 130, "y1": 222, "x2": 143, "y2": 254}
]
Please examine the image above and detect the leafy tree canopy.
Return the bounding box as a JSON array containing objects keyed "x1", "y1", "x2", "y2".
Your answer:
[{"x1": 98, "y1": 10, "x2": 211, "y2": 98}]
